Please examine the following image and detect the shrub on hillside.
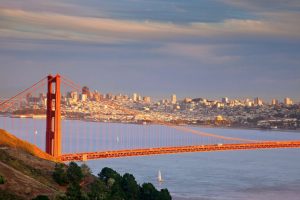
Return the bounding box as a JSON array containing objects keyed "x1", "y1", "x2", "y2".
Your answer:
[
  {"x1": 52, "y1": 163, "x2": 68, "y2": 186},
  {"x1": 32, "y1": 195, "x2": 50, "y2": 200},
  {"x1": 81, "y1": 163, "x2": 92, "y2": 177},
  {"x1": 0, "y1": 175, "x2": 5, "y2": 184},
  {"x1": 66, "y1": 162, "x2": 83, "y2": 184}
]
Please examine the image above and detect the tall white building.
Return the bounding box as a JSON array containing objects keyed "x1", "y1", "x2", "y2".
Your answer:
[
  {"x1": 284, "y1": 97, "x2": 293, "y2": 105},
  {"x1": 254, "y1": 97, "x2": 263, "y2": 106},
  {"x1": 138, "y1": 95, "x2": 142, "y2": 101},
  {"x1": 271, "y1": 99, "x2": 279, "y2": 105},
  {"x1": 132, "y1": 93, "x2": 137, "y2": 102},
  {"x1": 171, "y1": 94, "x2": 177, "y2": 104}
]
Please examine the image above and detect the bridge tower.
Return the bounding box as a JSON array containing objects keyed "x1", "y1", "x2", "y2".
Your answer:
[{"x1": 45, "y1": 74, "x2": 61, "y2": 157}]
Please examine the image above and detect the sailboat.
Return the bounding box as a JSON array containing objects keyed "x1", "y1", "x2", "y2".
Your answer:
[
  {"x1": 116, "y1": 136, "x2": 120, "y2": 144},
  {"x1": 157, "y1": 170, "x2": 163, "y2": 182}
]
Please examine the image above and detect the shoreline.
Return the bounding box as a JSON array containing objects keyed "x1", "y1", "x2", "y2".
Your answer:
[
  {"x1": 188, "y1": 124, "x2": 300, "y2": 133},
  {"x1": 1, "y1": 114, "x2": 299, "y2": 133}
]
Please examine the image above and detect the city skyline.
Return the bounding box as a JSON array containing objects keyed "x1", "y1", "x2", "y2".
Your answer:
[
  {"x1": 0, "y1": 0, "x2": 300, "y2": 101},
  {"x1": 19, "y1": 87, "x2": 298, "y2": 106}
]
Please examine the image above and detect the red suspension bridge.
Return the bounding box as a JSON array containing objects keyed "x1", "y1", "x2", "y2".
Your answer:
[{"x1": 0, "y1": 74, "x2": 300, "y2": 162}]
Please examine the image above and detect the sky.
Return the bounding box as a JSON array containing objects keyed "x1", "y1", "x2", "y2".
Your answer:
[{"x1": 0, "y1": 0, "x2": 300, "y2": 102}]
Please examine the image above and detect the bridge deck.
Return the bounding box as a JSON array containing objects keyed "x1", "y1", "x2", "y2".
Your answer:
[{"x1": 60, "y1": 141, "x2": 300, "y2": 161}]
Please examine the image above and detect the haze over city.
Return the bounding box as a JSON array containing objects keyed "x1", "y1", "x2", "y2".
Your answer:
[{"x1": 0, "y1": 0, "x2": 300, "y2": 101}]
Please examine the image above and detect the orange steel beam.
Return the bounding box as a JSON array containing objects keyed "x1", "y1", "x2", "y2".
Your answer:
[{"x1": 59, "y1": 141, "x2": 300, "y2": 161}]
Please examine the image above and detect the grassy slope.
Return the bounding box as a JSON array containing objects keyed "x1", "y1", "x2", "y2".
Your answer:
[
  {"x1": 0, "y1": 129, "x2": 56, "y2": 162},
  {"x1": 0, "y1": 129, "x2": 63, "y2": 199}
]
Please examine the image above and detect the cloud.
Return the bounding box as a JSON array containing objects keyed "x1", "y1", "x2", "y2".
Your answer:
[
  {"x1": 156, "y1": 43, "x2": 239, "y2": 64},
  {"x1": 0, "y1": 8, "x2": 299, "y2": 45},
  {"x1": 222, "y1": 0, "x2": 300, "y2": 11},
  {"x1": 0, "y1": 0, "x2": 94, "y2": 15}
]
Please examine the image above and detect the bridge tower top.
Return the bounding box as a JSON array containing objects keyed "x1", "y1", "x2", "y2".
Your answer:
[{"x1": 45, "y1": 74, "x2": 61, "y2": 157}]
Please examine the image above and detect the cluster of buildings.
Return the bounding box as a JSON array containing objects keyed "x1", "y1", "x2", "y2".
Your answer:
[
  {"x1": 123, "y1": 94, "x2": 300, "y2": 129},
  {"x1": 3, "y1": 86, "x2": 300, "y2": 130}
]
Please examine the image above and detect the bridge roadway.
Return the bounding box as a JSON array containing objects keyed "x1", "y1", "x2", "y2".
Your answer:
[{"x1": 59, "y1": 141, "x2": 300, "y2": 161}]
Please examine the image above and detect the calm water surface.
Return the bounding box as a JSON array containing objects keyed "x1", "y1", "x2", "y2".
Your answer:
[{"x1": 1, "y1": 116, "x2": 300, "y2": 200}]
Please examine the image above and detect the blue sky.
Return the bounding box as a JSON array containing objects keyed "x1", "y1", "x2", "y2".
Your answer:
[{"x1": 0, "y1": 0, "x2": 300, "y2": 102}]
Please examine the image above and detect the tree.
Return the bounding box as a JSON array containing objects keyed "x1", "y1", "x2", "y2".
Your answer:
[
  {"x1": 53, "y1": 163, "x2": 68, "y2": 185},
  {"x1": 140, "y1": 183, "x2": 159, "y2": 200},
  {"x1": 67, "y1": 162, "x2": 83, "y2": 184},
  {"x1": 108, "y1": 183, "x2": 125, "y2": 200},
  {"x1": 65, "y1": 182, "x2": 82, "y2": 200},
  {"x1": 158, "y1": 189, "x2": 172, "y2": 200},
  {"x1": 54, "y1": 194, "x2": 68, "y2": 200},
  {"x1": 32, "y1": 195, "x2": 50, "y2": 200},
  {"x1": 88, "y1": 179, "x2": 107, "y2": 200},
  {"x1": 121, "y1": 173, "x2": 140, "y2": 200},
  {"x1": 81, "y1": 163, "x2": 91, "y2": 177},
  {"x1": 0, "y1": 175, "x2": 5, "y2": 184},
  {"x1": 98, "y1": 167, "x2": 121, "y2": 184}
]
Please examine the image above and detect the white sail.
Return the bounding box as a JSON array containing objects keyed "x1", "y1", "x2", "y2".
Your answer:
[
  {"x1": 116, "y1": 136, "x2": 120, "y2": 143},
  {"x1": 158, "y1": 170, "x2": 163, "y2": 182}
]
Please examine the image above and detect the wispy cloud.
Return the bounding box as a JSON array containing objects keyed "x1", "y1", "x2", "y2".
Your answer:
[
  {"x1": 222, "y1": 0, "x2": 300, "y2": 11},
  {"x1": 156, "y1": 43, "x2": 239, "y2": 64},
  {"x1": 1, "y1": 8, "x2": 299, "y2": 45}
]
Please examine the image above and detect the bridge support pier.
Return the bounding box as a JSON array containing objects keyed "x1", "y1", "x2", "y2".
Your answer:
[{"x1": 45, "y1": 74, "x2": 61, "y2": 157}]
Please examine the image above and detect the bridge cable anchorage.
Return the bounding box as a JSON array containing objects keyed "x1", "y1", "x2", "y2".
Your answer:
[{"x1": 165, "y1": 124, "x2": 261, "y2": 143}]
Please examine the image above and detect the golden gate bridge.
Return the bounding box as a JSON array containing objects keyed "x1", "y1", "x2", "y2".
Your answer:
[{"x1": 0, "y1": 74, "x2": 300, "y2": 162}]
